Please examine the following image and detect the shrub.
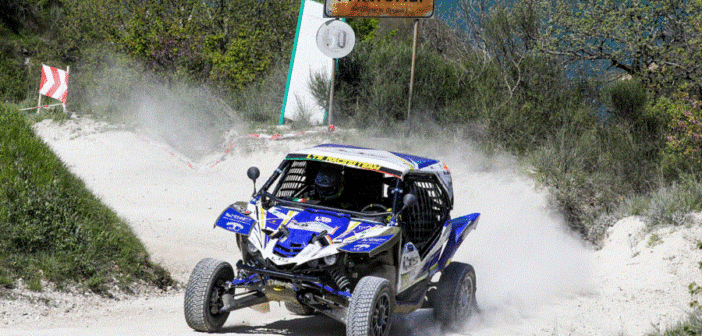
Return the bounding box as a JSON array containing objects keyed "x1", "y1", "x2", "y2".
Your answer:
[
  {"x1": 0, "y1": 40, "x2": 30, "y2": 102},
  {"x1": 335, "y1": 39, "x2": 471, "y2": 126},
  {"x1": 232, "y1": 60, "x2": 290, "y2": 125},
  {"x1": 644, "y1": 310, "x2": 702, "y2": 336},
  {"x1": 643, "y1": 175, "x2": 702, "y2": 227},
  {"x1": 605, "y1": 79, "x2": 648, "y2": 123},
  {"x1": 656, "y1": 97, "x2": 702, "y2": 179}
]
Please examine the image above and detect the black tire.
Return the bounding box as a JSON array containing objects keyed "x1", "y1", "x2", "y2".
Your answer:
[
  {"x1": 432, "y1": 262, "x2": 477, "y2": 330},
  {"x1": 184, "y1": 258, "x2": 234, "y2": 332},
  {"x1": 284, "y1": 301, "x2": 315, "y2": 315},
  {"x1": 346, "y1": 276, "x2": 395, "y2": 336}
]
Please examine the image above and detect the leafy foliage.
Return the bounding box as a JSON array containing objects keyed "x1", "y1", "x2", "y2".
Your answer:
[
  {"x1": 657, "y1": 97, "x2": 702, "y2": 178},
  {"x1": 0, "y1": 40, "x2": 29, "y2": 102},
  {"x1": 544, "y1": 0, "x2": 702, "y2": 99},
  {"x1": 3, "y1": 0, "x2": 299, "y2": 108}
]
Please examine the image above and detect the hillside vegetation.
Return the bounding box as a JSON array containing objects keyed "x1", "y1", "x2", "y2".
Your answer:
[
  {"x1": 0, "y1": 105, "x2": 172, "y2": 292},
  {"x1": 1, "y1": 0, "x2": 702, "y2": 294}
]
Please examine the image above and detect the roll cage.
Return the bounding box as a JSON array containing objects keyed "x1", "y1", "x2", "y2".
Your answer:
[
  {"x1": 256, "y1": 159, "x2": 400, "y2": 222},
  {"x1": 255, "y1": 159, "x2": 453, "y2": 254}
]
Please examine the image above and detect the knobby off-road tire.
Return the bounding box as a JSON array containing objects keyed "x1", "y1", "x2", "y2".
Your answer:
[
  {"x1": 284, "y1": 301, "x2": 315, "y2": 316},
  {"x1": 432, "y1": 262, "x2": 477, "y2": 331},
  {"x1": 184, "y1": 258, "x2": 234, "y2": 332},
  {"x1": 346, "y1": 276, "x2": 395, "y2": 336}
]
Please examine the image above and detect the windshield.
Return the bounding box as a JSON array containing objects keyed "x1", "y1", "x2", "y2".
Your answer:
[{"x1": 259, "y1": 159, "x2": 401, "y2": 222}]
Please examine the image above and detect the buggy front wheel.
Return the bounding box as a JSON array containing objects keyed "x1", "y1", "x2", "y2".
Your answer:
[
  {"x1": 184, "y1": 258, "x2": 234, "y2": 332},
  {"x1": 346, "y1": 276, "x2": 395, "y2": 336}
]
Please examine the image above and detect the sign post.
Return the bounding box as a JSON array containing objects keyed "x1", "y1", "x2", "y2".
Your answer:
[
  {"x1": 317, "y1": 19, "x2": 356, "y2": 126},
  {"x1": 323, "y1": 0, "x2": 434, "y2": 125},
  {"x1": 408, "y1": 19, "x2": 419, "y2": 125}
]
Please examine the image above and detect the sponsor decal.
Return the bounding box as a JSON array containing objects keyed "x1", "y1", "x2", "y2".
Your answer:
[
  {"x1": 351, "y1": 243, "x2": 372, "y2": 251},
  {"x1": 269, "y1": 255, "x2": 287, "y2": 263},
  {"x1": 315, "y1": 216, "x2": 332, "y2": 224},
  {"x1": 224, "y1": 212, "x2": 252, "y2": 223},
  {"x1": 357, "y1": 237, "x2": 388, "y2": 244},
  {"x1": 305, "y1": 153, "x2": 382, "y2": 171},
  {"x1": 226, "y1": 222, "x2": 245, "y2": 232},
  {"x1": 401, "y1": 255, "x2": 420, "y2": 272},
  {"x1": 265, "y1": 217, "x2": 283, "y2": 231},
  {"x1": 403, "y1": 242, "x2": 415, "y2": 253},
  {"x1": 288, "y1": 220, "x2": 334, "y2": 233},
  {"x1": 216, "y1": 207, "x2": 255, "y2": 234},
  {"x1": 400, "y1": 242, "x2": 420, "y2": 275},
  {"x1": 340, "y1": 235, "x2": 393, "y2": 253},
  {"x1": 336, "y1": 221, "x2": 374, "y2": 241}
]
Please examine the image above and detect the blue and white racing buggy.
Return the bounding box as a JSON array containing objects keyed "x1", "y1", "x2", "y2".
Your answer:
[{"x1": 184, "y1": 144, "x2": 480, "y2": 336}]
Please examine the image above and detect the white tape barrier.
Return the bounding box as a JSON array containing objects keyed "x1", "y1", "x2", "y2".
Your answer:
[{"x1": 140, "y1": 125, "x2": 337, "y2": 171}]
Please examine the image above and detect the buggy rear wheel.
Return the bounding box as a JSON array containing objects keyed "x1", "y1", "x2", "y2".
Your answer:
[
  {"x1": 184, "y1": 258, "x2": 234, "y2": 332},
  {"x1": 432, "y1": 262, "x2": 477, "y2": 331},
  {"x1": 346, "y1": 276, "x2": 394, "y2": 336}
]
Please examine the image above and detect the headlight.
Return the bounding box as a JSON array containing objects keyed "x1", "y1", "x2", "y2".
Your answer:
[
  {"x1": 323, "y1": 254, "x2": 338, "y2": 266},
  {"x1": 246, "y1": 241, "x2": 258, "y2": 254}
]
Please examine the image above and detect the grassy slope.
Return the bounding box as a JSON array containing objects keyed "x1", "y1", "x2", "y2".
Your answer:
[{"x1": 0, "y1": 104, "x2": 172, "y2": 293}]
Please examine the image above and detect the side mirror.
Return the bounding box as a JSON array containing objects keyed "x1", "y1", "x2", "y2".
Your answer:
[
  {"x1": 247, "y1": 167, "x2": 260, "y2": 181},
  {"x1": 247, "y1": 167, "x2": 260, "y2": 197},
  {"x1": 391, "y1": 193, "x2": 418, "y2": 224},
  {"x1": 401, "y1": 193, "x2": 418, "y2": 211}
]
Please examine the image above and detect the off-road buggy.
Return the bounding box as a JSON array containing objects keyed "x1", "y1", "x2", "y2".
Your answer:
[{"x1": 184, "y1": 144, "x2": 480, "y2": 336}]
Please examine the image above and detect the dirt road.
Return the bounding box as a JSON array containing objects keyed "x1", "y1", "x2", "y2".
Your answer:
[{"x1": 2, "y1": 118, "x2": 699, "y2": 336}]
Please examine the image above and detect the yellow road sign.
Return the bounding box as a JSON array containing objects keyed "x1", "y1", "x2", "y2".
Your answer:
[{"x1": 324, "y1": 0, "x2": 434, "y2": 18}]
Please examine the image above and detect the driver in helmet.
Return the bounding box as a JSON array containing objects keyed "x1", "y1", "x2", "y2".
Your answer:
[{"x1": 313, "y1": 165, "x2": 356, "y2": 209}]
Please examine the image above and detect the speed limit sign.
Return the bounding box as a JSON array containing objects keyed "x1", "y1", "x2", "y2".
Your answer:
[{"x1": 316, "y1": 20, "x2": 356, "y2": 59}]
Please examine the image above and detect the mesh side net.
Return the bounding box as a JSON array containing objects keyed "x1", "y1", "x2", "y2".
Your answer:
[
  {"x1": 274, "y1": 161, "x2": 308, "y2": 198},
  {"x1": 403, "y1": 178, "x2": 450, "y2": 250}
]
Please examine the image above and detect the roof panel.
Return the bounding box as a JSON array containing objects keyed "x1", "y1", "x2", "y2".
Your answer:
[{"x1": 286, "y1": 144, "x2": 440, "y2": 176}]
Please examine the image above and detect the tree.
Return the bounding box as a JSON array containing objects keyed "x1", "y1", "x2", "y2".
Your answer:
[{"x1": 544, "y1": 0, "x2": 702, "y2": 98}]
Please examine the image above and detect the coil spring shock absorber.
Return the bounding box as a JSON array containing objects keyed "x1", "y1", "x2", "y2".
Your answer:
[{"x1": 329, "y1": 268, "x2": 350, "y2": 292}]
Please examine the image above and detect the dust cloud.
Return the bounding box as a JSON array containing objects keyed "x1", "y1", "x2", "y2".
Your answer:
[
  {"x1": 83, "y1": 61, "x2": 241, "y2": 159},
  {"x1": 344, "y1": 134, "x2": 593, "y2": 335}
]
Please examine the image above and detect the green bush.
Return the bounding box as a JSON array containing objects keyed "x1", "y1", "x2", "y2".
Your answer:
[
  {"x1": 0, "y1": 104, "x2": 172, "y2": 291},
  {"x1": 645, "y1": 310, "x2": 702, "y2": 336},
  {"x1": 655, "y1": 97, "x2": 702, "y2": 179},
  {"x1": 529, "y1": 98, "x2": 670, "y2": 241},
  {"x1": 605, "y1": 79, "x2": 648, "y2": 123},
  {"x1": 335, "y1": 39, "x2": 472, "y2": 126},
  {"x1": 643, "y1": 175, "x2": 702, "y2": 227},
  {"x1": 0, "y1": 39, "x2": 30, "y2": 102},
  {"x1": 232, "y1": 60, "x2": 290, "y2": 125}
]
